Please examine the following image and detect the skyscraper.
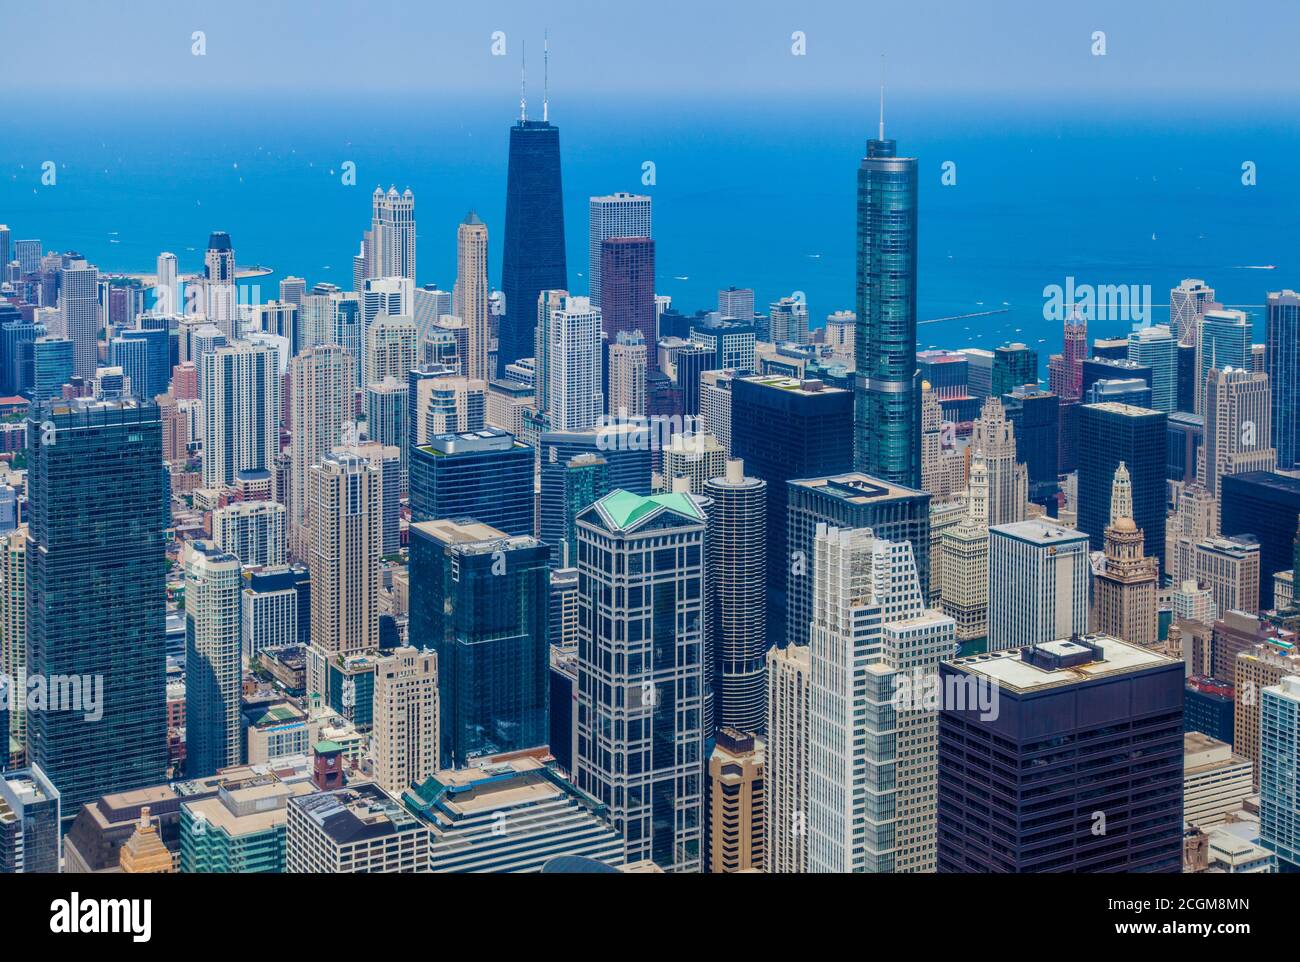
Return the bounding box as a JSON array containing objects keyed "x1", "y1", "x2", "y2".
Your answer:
[
  {"x1": 203, "y1": 232, "x2": 238, "y2": 340},
  {"x1": 1048, "y1": 307, "x2": 1087, "y2": 401},
  {"x1": 26, "y1": 399, "x2": 168, "y2": 824},
  {"x1": 806, "y1": 525, "x2": 955, "y2": 872},
  {"x1": 362, "y1": 186, "x2": 416, "y2": 284},
  {"x1": 364, "y1": 310, "x2": 418, "y2": 386},
  {"x1": 940, "y1": 454, "x2": 990, "y2": 642},
  {"x1": 575, "y1": 490, "x2": 706, "y2": 872},
  {"x1": 183, "y1": 541, "x2": 242, "y2": 778},
  {"x1": 600, "y1": 237, "x2": 657, "y2": 371},
  {"x1": 704, "y1": 460, "x2": 767, "y2": 734},
  {"x1": 408, "y1": 429, "x2": 534, "y2": 535},
  {"x1": 500, "y1": 94, "x2": 567, "y2": 378},
  {"x1": 765, "y1": 642, "x2": 810, "y2": 874},
  {"x1": 937, "y1": 635, "x2": 1184, "y2": 872},
  {"x1": 408, "y1": 519, "x2": 549, "y2": 768},
  {"x1": 288, "y1": 344, "x2": 354, "y2": 552},
  {"x1": 1195, "y1": 308, "x2": 1252, "y2": 415},
  {"x1": 59, "y1": 259, "x2": 99, "y2": 378},
  {"x1": 1091, "y1": 463, "x2": 1159, "y2": 646},
  {"x1": 970, "y1": 396, "x2": 1029, "y2": 526},
  {"x1": 706, "y1": 728, "x2": 765, "y2": 873},
  {"x1": 1201, "y1": 366, "x2": 1276, "y2": 502},
  {"x1": 306, "y1": 452, "x2": 380, "y2": 698},
  {"x1": 545, "y1": 294, "x2": 603, "y2": 431},
  {"x1": 371, "y1": 645, "x2": 439, "y2": 798},
  {"x1": 200, "y1": 341, "x2": 279, "y2": 490},
  {"x1": 1171, "y1": 278, "x2": 1217, "y2": 347},
  {"x1": 1221, "y1": 471, "x2": 1300, "y2": 610},
  {"x1": 1259, "y1": 675, "x2": 1300, "y2": 871},
  {"x1": 853, "y1": 120, "x2": 921, "y2": 488},
  {"x1": 607, "y1": 329, "x2": 648, "y2": 418},
  {"x1": 987, "y1": 519, "x2": 1090, "y2": 651},
  {"x1": 1267, "y1": 289, "x2": 1300, "y2": 471},
  {"x1": 1077, "y1": 402, "x2": 1167, "y2": 569},
  {"x1": 588, "y1": 193, "x2": 650, "y2": 308},
  {"x1": 1128, "y1": 323, "x2": 1176, "y2": 413},
  {"x1": 454, "y1": 213, "x2": 491, "y2": 382}
]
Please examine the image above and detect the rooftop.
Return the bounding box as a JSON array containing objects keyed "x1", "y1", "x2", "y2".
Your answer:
[
  {"x1": 946, "y1": 634, "x2": 1179, "y2": 694},
  {"x1": 990, "y1": 518, "x2": 1089, "y2": 545}
]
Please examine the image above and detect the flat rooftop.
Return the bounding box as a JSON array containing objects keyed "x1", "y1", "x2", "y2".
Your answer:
[
  {"x1": 990, "y1": 518, "x2": 1088, "y2": 545},
  {"x1": 790, "y1": 472, "x2": 925, "y2": 502},
  {"x1": 946, "y1": 634, "x2": 1179, "y2": 694}
]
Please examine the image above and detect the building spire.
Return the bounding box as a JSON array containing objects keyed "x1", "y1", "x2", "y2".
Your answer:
[
  {"x1": 1110, "y1": 461, "x2": 1133, "y2": 525},
  {"x1": 520, "y1": 40, "x2": 527, "y2": 122},
  {"x1": 543, "y1": 30, "x2": 550, "y2": 122},
  {"x1": 878, "y1": 54, "x2": 886, "y2": 141}
]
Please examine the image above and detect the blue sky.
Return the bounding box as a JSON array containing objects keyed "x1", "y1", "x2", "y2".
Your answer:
[{"x1": 8, "y1": 0, "x2": 1299, "y2": 99}]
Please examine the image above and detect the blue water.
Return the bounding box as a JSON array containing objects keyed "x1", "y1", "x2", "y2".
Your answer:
[{"x1": 3, "y1": 92, "x2": 1296, "y2": 361}]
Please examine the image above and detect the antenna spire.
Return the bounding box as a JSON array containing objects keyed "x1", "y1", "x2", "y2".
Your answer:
[
  {"x1": 878, "y1": 54, "x2": 886, "y2": 141},
  {"x1": 520, "y1": 40, "x2": 527, "y2": 122},
  {"x1": 543, "y1": 30, "x2": 550, "y2": 122}
]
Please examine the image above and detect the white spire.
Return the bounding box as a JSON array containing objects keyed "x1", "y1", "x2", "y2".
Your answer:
[
  {"x1": 878, "y1": 54, "x2": 886, "y2": 141},
  {"x1": 543, "y1": 30, "x2": 550, "y2": 122},
  {"x1": 520, "y1": 40, "x2": 527, "y2": 122}
]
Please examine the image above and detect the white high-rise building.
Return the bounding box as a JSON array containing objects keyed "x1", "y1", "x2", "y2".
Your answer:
[
  {"x1": 940, "y1": 453, "x2": 990, "y2": 641},
  {"x1": 699, "y1": 370, "x2": 735, "y2": 456},
  {"x1": 454, "y1": 213, "x2": 490, "y2": 381},
  {"x1": 365, "y1": 314, "x2": 418, "y2": 386},
  {"x1": 1201, "y1": 366, "x2": 1276, "y2": 502},
  {"x1": 607, "y1": 329, "x2": 647, "y2": 418},
  {"x1": 200, "y1": 341, "x2": 280, "y2": 489},
  {"x1": 289, "y1": 345, "x2": 355, "y2": 554},
  {"x1": 59, "y1": 259, "x2": 99, "y2": 378},
  {"x1": 212, "y1": 500, "x2": 287, "y2": 569},
  {"x1": 987, "y1": 519, "x2": 1091, "y2": 651},
  {"x1": 546, "y1": 294, "x2": 603, "y2": 431},
  {"x1": 183, "y1": 541, "x2": 243, "y2": 777},
  {"x1": 769, "y1": 296, "x2": 810, "y2": 346},
  {"x1": 807, "y1": 525, "x2": 956, "y2": 873},
  {"x1": 363, "y1": 186, "x2": 416, "y2": 284},
  {"x1": 372, "y1": 645, "x2": 439, "y2": 797},
  {"x1": 718, "y1": 287, "x2": 755, "y2": 324},
  {"x1": 155, "y1": 252, "x2": 180, "y2": 316},
  {"x1": 1171, "y1": 278, "x2": 1217, "y2": 347},
  {"x1": 766, "y1": 643, "x2": 810, "y2": 874},
  {"x1": 588, "y1": 193, "x2": 651, "y2": 308}
]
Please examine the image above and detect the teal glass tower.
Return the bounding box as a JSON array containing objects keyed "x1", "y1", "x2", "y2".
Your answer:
[
  {"x1": 25, "y1": 399, "x2": 168, "y2": 826},
  {"x1": 854, "y1": 105, "x2": 921, "y2": 488}
]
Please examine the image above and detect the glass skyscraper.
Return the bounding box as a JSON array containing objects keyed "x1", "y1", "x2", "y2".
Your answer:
[
  {"x1": 500, "y1": 117, "x2": 567, "y2": 378},
  {"x1": 25, "y1": 399, "x2": 168, "y2": 825},
  {"x1": 1267, "y1": 290, "x2": 1300, "y2": 471},
  {"x1": 408, "y1": 518, "x2": 550, "y2": 769},
  {"x1": 854, "y1": 131, "x2": 921, "y2": 488},
  {"x1": 408, "y1": 428, "x2": 534, "y2": 535}
]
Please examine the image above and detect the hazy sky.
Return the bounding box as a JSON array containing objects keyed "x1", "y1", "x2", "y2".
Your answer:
[{"x1": 10, "y1": 0, "x2": 1299, "y2": 99}]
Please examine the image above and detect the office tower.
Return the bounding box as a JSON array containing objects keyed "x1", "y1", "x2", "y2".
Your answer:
[
  {"x1": 807, "y1": 526, "x2": 955, "y2": 873},
  {"x1": 703, "y1": 460, "x2": 767, "y2": 734},
  {"x1": 0, "y1": 767, "x2": 60, "y2": 873},
  {"x1": 1047, "y1": 307, "x2": 1087, "y2": 401},
  {"x1": 362, "y1": 186, "x2": 416, "y2": 284},
  {"x1": 1167, "y1": 482, "x2": 1217, "y2": 584},
  {"x1": 608, "y1": 329, "x2": 647, "y2": 418},
  {"x1": 366, "y1": 377, "x2": 408, "y2": 494},
  {"x1": 26, "y1": 400, "x2": 167, "y2": 822},
  {"x1": 406, "y1": 754, "x2": 625, "y2": 872},
  {"x1": 1082, "y1": 356, "x2": 1152, "y2": 402},
  {"x1": 200, "y1": 341, "x2": 279, "y2": 490},
  {"x1": 991, "y1": 342, "x2": 1037, "y2": 396},
  {"x1": 201, "y1": 231, "x2": 238, "y2": 339},
  {"x1": 600, "y1": 237, "x2": 657, "y2": 372},
  {"x1": 940, "y1": 455, "x2": 990, "y2": 642},
  {"x1": 288, "y1": 344, "x2": 353, "y2": 550},
  {"x1": 28, "y1": 336, "x2": 74, "y2": 401},
  {"x1": 1184, "y1": 676, "x2": 1235, "y2": 742},
  {"x1": 501, "y1": 98, "x2": 566, "y2": 377},
  {"x1": 0, "y1": 225, "x2": 7, "y2": 275},
  {"x1": 114, "y1": 327, "x2": 170, "y2": 400},
  {"x1": 853, "y1": 122, "x2": 920, "y2": 488},
  {"x1": 765, "y1": 643, "x2": 810, "y2": 874},
  {"x1": 970, "y1": 396, "x2": 1028, "y2": 526},
  {"x1": 786, "y1": 472, "x2": 930, "y2": 650},
  {"x1": 1128, "y1": 323, "x2": 1176, "y2": 412},
  {"x1": 0, "y1": 528, "x2": 25, "y2": 762},
  {"x1": 731, "y1": 375, "x2": 854, "y2": 642},
  {"x1": 987, "y1": 520, "x2": 1090, "y2": 651},
  {"x1": 1002, "y1": 385, "x2": 1060, "y2": 506},
  {"x1": 1193, "y1": 535, "x2": 1261, "y2": 616},
  {"x1": 342, "y1": 440, "x2": 401, "y2": 556},
  {"x1": 13, "y1": 240, "x2": 40, "y2": 276},
  {"x1": 408, "y1": 428, "x2": 533, "y2": 534},
  {"x1": 1092, "y1": 337, "x2": 1130, "y2": 360},
  {"x1": 575, "y1": 490, "x2": 706, "y2": 871},
  {"x1": 1167, "y1": 410, "x2": 1203, "y2": 485},
  {"x1": 698, "y1": 370, "x2": 734, "y2": 455},
  {"x1": 938, "y1": 635, "x2": 1183, "y2": 871},
  {"x1": 1259, "y1": 675, "x2": 1300, "y2": 870},
  {"x1": 365, "y1": 313, "x2": 418, "y2": 386},
  {"x1": 242, "y1": 565, "x2": 309, "y2": 661},
  {"x1": 714, "y1": 286, "x2": 753, "y2": 327},
  {"x1": 1235, "y1": 638, "x2": 1300, "y2": 788},
  {"x1": 273, "y1": 276, "x2": 304, "y2": 310},
  {"x1": 1201, "y1": 366, "x2": 1276, "y2": 501},
  {"x1": 956, "y1": 347, "x2": 993, "y2": 398},
  {"x1": 180, "y1": 771, "x2": 314, "y2": 872},
  {"x1": 213, "y1": 500, "x2": 286, "y2": 569},
  {"x1": 306, "y1": 452, "x2": 379, "y2": 698},
  {"x1": 412, "y1": 284, "x2": 453, "y2": 342},
  {"x1": 454, "y1": 213, "x2": 491, "y2": 381},
  {"x1": 919, "y1": 388, "x2": 962, "y2": 499},
  {"x1": 1091, "y1": 463, "x2": 1158, "y2": 645},
  {"x1": 1172, "y1": 278, "x2": 1217, "y2": 346},
  {"x1": 588, "y1": 193, "x2": 651, "y2": 308},
  {"x1": 408, "y1": 372, "x2": 487, "y2": 443},
  {"x1": 1174, "y1": 580, "x2": 1218, "y2": 627},
  {"x1": 371, "y1": 645, "x2": 439, "y2": 797},
  {"x1": 409, "y1": 519, "x2": 549, "y2": 768},
  {"x1": 661, "y1": 432, "x2": 726, "y2": 496},
  {"x1": 1221, "y1": 472, "x2": 1300, "y2": 610},
  {"x1": 183, "y1": 541, "x2": 242, "y2": 778},
  {"x1": 537, "y1": 453, "x2": 609, "y2": 571},
  {"x1": 0, "y1": 310, "x2": 41, "y2": 398},
  {"x1": 59, "y1": 259, "x2": 99, "y2": 377},
  {"x1": 152, "y1": 251, "x2": 180, "y2": 316},
  {"x1": 544, "y1": 294, "x2": 603, "y2": 430},
  {"x1": 286, "y1": 783, "x2": 429, "y2": 873},
  {"x1": 1267, "y1": 290, "x2": 1300, "y2": 470},
  {"x1": 486, "y1": 378, "x2": 533, "y2": 438},
  {"x1": 705, "y1": 728, "x2": 765, "y2": 873},
  {"x1": 1077, "y1": 402, "x2": 1166, "y2": 568},
  {"x1": 1195, "y1": 307, "x2": 1252, "y2": 414},
  {"x1": 768, "y1": 296, "x2": 810, "y2": 346}
]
